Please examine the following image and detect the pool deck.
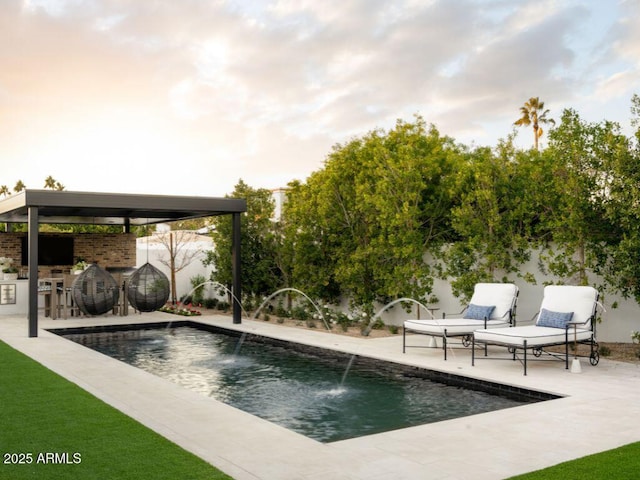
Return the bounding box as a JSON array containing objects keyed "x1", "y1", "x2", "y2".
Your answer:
[{"x1": 1, "y1": 312, "x2": 639, "y2": 480}]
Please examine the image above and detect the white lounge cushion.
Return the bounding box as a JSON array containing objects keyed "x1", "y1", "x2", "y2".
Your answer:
[
  {"x1": 468, "y1": 283, "x2": 519, "y2": 320},
  {"x1": 403, "y1": 283, "x2": 518, "y2": 336},
  {"x1": 538, "y1": 285, "x2": 597, "y2": 327},
  {"x1": 474, "y1": 324, "x2": 593, "y2": 347},
  {"x1": 404, "y1": 318, "x2": 510, "y2": 336}
]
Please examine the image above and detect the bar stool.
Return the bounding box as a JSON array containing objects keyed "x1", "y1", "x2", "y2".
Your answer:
[
  {"x1": 60, "y1": 274, "x2": 80, "y2": 319},
  {"x1": 38, "y1": 280, "x2": 53, "y2": 317}
]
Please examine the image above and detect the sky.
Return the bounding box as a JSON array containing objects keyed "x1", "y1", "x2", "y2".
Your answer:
[{"x1": 1, "y1": 0, "x2": 639, "y2": 198}]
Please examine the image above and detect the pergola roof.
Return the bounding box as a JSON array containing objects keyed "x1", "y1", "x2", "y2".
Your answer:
[
  {"x1": 0, "y1": 190, "x2": 247, "y2": 225},
  {"x1": 0, "y1": 190, "x2": 246, "y2": 337}
]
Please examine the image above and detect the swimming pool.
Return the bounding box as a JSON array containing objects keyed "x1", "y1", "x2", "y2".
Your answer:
[{"x1": 54, "y1": 322, "x2": 557, "y2": 443}]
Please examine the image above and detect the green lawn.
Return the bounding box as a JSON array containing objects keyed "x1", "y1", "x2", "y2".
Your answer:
[
  {"x1": 505, "y1": 441, "x2": 640, "y2": 480},
  {"x1": 0, "y1": 340, "x2": 232, "y2": 480}
]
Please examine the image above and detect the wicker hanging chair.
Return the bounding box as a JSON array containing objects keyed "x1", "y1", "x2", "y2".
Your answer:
[
  {"x1": 127, "y1": 262, "x2": 170, "y2": 312},
  {"x1": 72, "y1": 263, "x2": 120, "y2": 316}
]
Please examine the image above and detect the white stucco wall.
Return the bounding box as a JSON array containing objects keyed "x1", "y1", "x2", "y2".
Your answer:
[
  {"x1": 136, "y1": 232, "x2": 215, "y2": 302},
  {"x1": 372, "y1": 252, "x2": 640, "y2": 343},
  {"x1": 138, "y1": 229, "x2": 640, "y2": 342}
]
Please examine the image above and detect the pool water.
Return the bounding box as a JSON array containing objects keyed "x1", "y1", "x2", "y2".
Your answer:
[{"x1": 60, "y1": 325, "x2": 545, "y2": 443}]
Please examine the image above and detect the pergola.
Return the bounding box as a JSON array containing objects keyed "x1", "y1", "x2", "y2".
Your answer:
[{"x1": 0, "y1": 190, "x2": 247, "y2": 337}]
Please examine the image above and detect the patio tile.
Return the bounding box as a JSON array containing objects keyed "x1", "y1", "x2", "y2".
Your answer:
[{"x1": 1, "y1": 312, "x2": 639, "y2": 480}]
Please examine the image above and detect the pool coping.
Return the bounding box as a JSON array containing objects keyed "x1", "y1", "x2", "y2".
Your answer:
[{"x1": 2, "y1": 312, "x2": 640, "y2": 479}]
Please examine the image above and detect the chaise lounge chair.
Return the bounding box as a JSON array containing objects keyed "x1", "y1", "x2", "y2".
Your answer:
[
  {"x1": 471, "y1": 285, "x2": 600, "y2": 375},
  {"x1": 403, "y1": 283, "x2": 519, "y2": 360}
]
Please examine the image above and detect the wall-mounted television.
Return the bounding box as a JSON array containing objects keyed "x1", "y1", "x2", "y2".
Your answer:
[{"x1": 21, "y1": 236, "x2": 75, "y2": 266}]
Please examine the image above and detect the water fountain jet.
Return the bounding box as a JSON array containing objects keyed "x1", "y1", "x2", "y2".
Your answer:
[
  {"x1": 362, "y1": 297, "x2": 433, "y2": 336},
  {"x1": 253, "y1": 288, "x2": 330, "y2": 330},
  {"x1": 363, "y1": 297, "x2": 456, "y2": 358},
  {"x1": 340, "y1": 354, "x2": 356, "y2": 387}
]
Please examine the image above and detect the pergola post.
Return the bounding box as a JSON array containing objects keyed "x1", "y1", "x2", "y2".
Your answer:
[
  {"x1": 28, "y1": 207, "x2": 39, "y2": 337},
  {"x1": 232, "y1": 212, "x2": 242, "y2": 324}
]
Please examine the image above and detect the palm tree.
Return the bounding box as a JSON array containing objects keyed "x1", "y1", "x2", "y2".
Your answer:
[
  {"x1": 514, "y1": 97, "x2": 555, "y2": 150},
  {"x1": 43, "y1": 175, "x2": 56, "y2": 189},
  {"x1": 44, "y1": 175, "x2": 65, "y2": 190},
  {"x1": 0, "y1": 185, "x2": 9, "y2": 197},
  {"x1": 13, "y1": 180, "x2": 25, "y2": 193}
]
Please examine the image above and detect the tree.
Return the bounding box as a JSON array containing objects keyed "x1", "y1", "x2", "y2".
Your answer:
[
  {"x1": 43, "y1": 175, "x2": 64, "y2": 190},
  {"x1": 270, "y1": 183, "x2": 300, "y2": 297},
  {"x1": 204, "y1": 180, "x2": 281, "y2": 302},
  {"x1": 594, "y1": 95, "x2": 640, "y2": 301},
  {"x1": 631, "y1": 93, "x2": 640, "y2": 131},
  {"x1": 443, "y1": 137, "x2": 547, "y2": 299},
  {"x1": 541, "y1": 109, "x2": 624, "y2": 286},
  {"x1": 153, "y1": 230, "x2": 203, "y2": 305},
  {"x1": 13, "y1": 180, "x2": 25, "y2": 192},
  {"x1": 278, "y1": 178, "x2": 342, "y2": 304},
  {"x1": 356, "y1": 118, "x2": 460, "y2": 304},
  {"x1": 0, "y1": 185, "x2": 9, "y2": 197},
  {"x1": 282, "y1": 117, "x2": 460, "y2": 313},
  {"x1": 514, "y1": 97, "x2": 555, "y2": 150}
]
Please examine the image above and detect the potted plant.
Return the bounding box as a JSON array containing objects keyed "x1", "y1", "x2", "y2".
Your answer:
[
  {"x1": 3, "y1": 266, "x2": 19, "y2": 280},
  {"x1": 72, "y1": 259, "x2": 87, "y2": 275},
  {"x1": 0, "y1": 256, "x2": 12, "y2": 271}
]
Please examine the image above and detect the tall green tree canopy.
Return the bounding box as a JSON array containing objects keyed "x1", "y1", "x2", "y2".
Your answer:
[
  {"x1": 283, "y1": 116, "x2": 461, "y2": 311},
  {"x1": 592, "y1": 96, "x2": 640, "y2": 301},
  {"x1": 444, "y1": 139, "x2": 536, "y2": 298},
  {"x1": 541, "y1": 108, "x2": 626, "y2": 286},
  {"x1": 204, "y1": 180, "x2": 281, "y2": 299}
]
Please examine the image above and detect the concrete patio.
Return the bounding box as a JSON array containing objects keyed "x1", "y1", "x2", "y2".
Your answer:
[{"x1": 1, "y1": 312, "x2": 639, "y2": 479}]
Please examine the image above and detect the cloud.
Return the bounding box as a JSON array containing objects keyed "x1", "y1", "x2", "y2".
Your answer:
[
  {"x1": 592, "y1": 0, "x2": 640, "y2": 101},
  {"x1": 614, "y1": 0, "x2": 640, "y2": 63},
  {"x1": 0, "y1": 0, "x2": 638, "y2": 195}
]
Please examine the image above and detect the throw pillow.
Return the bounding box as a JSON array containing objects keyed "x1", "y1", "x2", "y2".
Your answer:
[
  {"x1": 537, "y1": 308, "x2": 574, "y2": 328},
  {"x1": 463, "y1": 304, "x2": 495, "y2": 320}
]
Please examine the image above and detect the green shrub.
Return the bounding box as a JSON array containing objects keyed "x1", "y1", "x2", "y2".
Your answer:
[
  {"x1": 291, "y1": 305, "x2": 311, "y2": 320},
  {"x1": 189, "y1": 274, "x2": 207, "y2": 304},
  {"x1": 369, "y1": 318, "x2": 385, "y2": 330},
  {"x1": 202, "y1": 298, "x2": 218, "y2": 309},
  {"x1": 334, "y1": 312, "x2": 352, "y2": 332},
  {"x1": 275, "y1": 299, "x2": 289, "y2": 317}
]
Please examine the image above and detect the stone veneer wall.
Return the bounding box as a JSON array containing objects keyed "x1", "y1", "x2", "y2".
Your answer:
[{"x1": 0, "y1": 232, "x2": 136, "y2": 277}]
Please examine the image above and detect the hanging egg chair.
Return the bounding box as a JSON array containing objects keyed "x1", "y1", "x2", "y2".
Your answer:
[
  {"x1": 72, "y1": 263, "x2": 120, "y2": 316},
  {"x1": 127, "y1": 262, "x2": 170, "y2": 312}
]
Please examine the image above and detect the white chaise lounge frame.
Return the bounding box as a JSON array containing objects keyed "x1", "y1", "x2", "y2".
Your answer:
[
  {"x1": 471, "y1": 285, "x2": 600, "y2": 375},
  {"x1": 403, "y1": 283, "x2": 519, "y2": 360}
]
